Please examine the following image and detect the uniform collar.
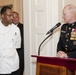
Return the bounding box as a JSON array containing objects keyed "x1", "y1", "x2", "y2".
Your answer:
[{"x1": 67, "y1": 21, "x2": 76, "y2": 27}]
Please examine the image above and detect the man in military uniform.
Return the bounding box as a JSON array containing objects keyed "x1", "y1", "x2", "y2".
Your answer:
[{"x1": 57, "y1": 4, "x2": 76, "y2": 58}]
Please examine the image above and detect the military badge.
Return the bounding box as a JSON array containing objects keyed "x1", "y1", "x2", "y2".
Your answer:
[{"x1": 70, "y1": 28, "x2": 76, "y2": 40}]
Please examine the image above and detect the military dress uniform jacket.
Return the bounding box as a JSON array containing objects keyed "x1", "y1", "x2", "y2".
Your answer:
[{"x1": 57, "y1": 22, "x2": 76, "y2": 58}]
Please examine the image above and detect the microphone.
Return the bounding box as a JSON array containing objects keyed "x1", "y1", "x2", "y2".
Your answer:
[{"x1": 46, "y1": 22, "x2": 61, "y2": 35}]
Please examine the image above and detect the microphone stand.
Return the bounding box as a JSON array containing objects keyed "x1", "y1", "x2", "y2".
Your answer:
[{"x1": 38, "y1": 31, "x2": 53, "y2": 55}]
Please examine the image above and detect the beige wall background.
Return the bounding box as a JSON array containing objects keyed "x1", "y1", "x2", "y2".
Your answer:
[{"x1": 0, "y1": 0, "x2": 23, "y2": 23}]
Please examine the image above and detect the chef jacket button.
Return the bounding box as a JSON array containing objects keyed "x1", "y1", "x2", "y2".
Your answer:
[{"x1": 3, "y1": 56, "x2": 5, "y2": 58}]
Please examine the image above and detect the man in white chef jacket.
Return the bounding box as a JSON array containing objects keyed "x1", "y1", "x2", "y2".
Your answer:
[{"x1": 0, "y1": 6, "x2": 21, "y2": 75}]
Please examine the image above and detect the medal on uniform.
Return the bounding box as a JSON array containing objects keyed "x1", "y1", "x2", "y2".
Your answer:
[{"x1": 70, "y1": 28, "x2": 76, "y2": 40}]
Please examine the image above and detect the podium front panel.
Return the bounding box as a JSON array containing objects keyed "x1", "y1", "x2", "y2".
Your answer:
[
  {"x1": 36, "y1": 62, "x2": 66, "y2": 75},
  {"x1": 31, "y1": 55, "x2": 76, "y2": 75}
]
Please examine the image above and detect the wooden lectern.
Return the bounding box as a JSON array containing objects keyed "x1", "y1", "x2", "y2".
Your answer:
[{"x1": 31, "y1": 55, "x2": 76, "y2": 75}]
